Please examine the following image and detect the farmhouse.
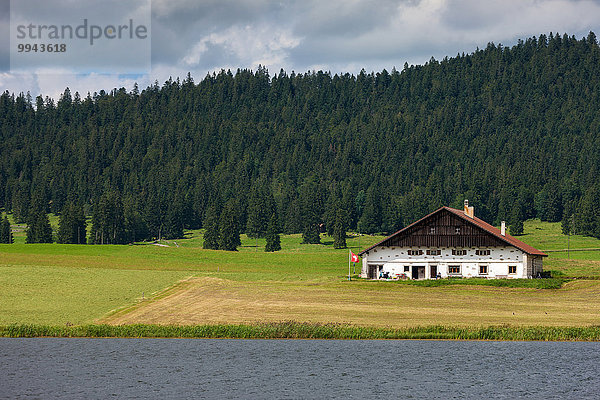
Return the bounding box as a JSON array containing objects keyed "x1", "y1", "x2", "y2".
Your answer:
[{"x1": 359, "y1": 201, "x2": 546, "y2": 280}]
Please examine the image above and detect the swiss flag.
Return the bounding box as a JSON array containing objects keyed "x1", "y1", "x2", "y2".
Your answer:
[{"x1": 350, "y1": 251, "x2": 360, "y2": 263}]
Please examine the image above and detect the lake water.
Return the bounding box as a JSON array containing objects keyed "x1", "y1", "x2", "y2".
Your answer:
[{"x1": 1, "y1": 339, "x2": 599, "y2": 399}]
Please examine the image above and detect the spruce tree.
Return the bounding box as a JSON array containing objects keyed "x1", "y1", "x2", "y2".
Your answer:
[
  {"x1": 265, "y1": 213, "x2": 281, "y2": 252},
  {"x1": 358, "y1": 185, "x2": 382, "y2": 234},
  {"x1": 123, "y1": 196, "x2": 149, "y2": 243},
  {"x1": 300, "y1": 177, "x2": 322, "y2": 244},
  {"x1": 509, "y1": 218, "x2": 524, "y2": 236},
  {"x1": 57, "y1": 201, "x2": 86, "y2": 244},
  {"x1": 0, "y1": 215, "x2": 13, "y2": 244},
  {"x1": 219, "y1": 199, "x2": 241, "y2": 251},
  {"x1": 333, "y1": 207, "x2": 347, "y2": 249},
  {"x1": 245, "y1": 185, "x2": 266, "y2": 239},
  {"x1": 574, "y1": 184, "x2": 600, "y2": 238},
  {"x1": 25, "y1": 211, "x2": 53, "y2": 243},
  {"x1": 89, "y1": 191, "x2": 126, "y2": 244},
  {"x1": 163, "y1": 200, "x2": 184, "y2": 240},
  {"x1": 202, "y1": 205, "x2": 221, "y2": 250}
]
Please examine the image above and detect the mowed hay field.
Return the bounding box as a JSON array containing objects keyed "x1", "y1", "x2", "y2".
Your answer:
[{"x1": 2, "y1": 219, "x2": 600, "y2": 328}]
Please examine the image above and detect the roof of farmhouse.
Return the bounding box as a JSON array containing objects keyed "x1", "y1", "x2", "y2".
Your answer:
[{"x1": 358, "y1": 206, "x2": 547, "y2": 257}]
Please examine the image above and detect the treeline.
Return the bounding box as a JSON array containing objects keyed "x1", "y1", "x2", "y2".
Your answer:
[{"x1": 2, "y1": 32, "x2": 600, "y2": 245}]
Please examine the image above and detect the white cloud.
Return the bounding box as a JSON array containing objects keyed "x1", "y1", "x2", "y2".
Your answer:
[
  {"x1": 2, "y1": 0, "x2": 600, "y2": 97},
  {"x1": 182, "y1": 24, "x2": 301, "y2": 71}
]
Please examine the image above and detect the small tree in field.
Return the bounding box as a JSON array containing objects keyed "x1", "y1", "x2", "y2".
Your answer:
[
  {"x1": 219, "y1": 199, "x2": 241, "y2": 251},
  {"x1": 265, "y1": 213, "x2": 281, "y2": 252},
  {"x1": 202, "y1": 205, "x2": 221, "y2": 250},
  {"x1": 510, "y1": 219, "x2": 524, "y2": 236}
]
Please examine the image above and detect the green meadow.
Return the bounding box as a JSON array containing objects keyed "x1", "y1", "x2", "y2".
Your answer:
[{"x1": 1, "y1": 217, "x2": 600, "y2": 333}]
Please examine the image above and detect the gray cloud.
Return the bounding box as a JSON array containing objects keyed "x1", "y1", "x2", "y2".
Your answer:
[{"x1": 2, "y1": 0, "x2": 600, "y2": 98}]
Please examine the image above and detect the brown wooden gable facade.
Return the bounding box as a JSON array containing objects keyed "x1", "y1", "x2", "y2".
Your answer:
[
  {"x1": 359, "y1": 207, "x2": 512, "y2": 256},
  {"x1": 382, "y1": 208, "x2": 506, "y2": 249}
]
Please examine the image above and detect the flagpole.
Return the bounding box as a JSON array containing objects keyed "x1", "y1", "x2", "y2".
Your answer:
[{"x1": 348, "y1": 249, "x2": 351, "y2": 281}]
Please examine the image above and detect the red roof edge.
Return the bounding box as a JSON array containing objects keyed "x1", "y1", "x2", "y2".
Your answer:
[{"x1": 358, "y1": 206, "x2": 547, "y2": 257}]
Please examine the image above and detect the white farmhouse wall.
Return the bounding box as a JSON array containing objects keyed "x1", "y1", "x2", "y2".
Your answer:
[{"x1": 361, "y1": 245, "x2": 528, "y2": 279}]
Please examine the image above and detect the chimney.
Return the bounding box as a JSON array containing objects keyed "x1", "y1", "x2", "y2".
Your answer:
[
  {"x1": 501, "y1": 221, "x2": 506, "y2": 236},
  {"x1": 464, "y1": 199, "x2": 474, "y2": 218}
]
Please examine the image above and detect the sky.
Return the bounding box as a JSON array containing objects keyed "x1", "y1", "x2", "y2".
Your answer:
[{"x1": 2, "y1": 0, "x2": 600, "y2": 99}]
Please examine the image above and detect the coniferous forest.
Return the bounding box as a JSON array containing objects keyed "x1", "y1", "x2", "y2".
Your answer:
[{"x1": 2, "y1": 32, "x2": 600, "y2": 244}]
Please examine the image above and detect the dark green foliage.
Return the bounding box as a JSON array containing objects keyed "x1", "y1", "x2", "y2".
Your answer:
[
  {"x1": 246, "y1": 181, "x2": 275, "y2": 239},
  {"x1": 509, "y1": 218, "x2": 524, "y2": 236},
  {"x1": 219, "y1": 199, "x2": 241, "y2": 251},
  {"x1": 561, "y1": 213, "x2": 574, "y2": 236},
  {"x1": 283, "y1": 198, "x2": 302, "y2": 235},
  {"x1": 123, "y1": 196, "x2": 149, "y2": 243},
  {"x1": 535, "y1": 182, "x2": 562, "y2": 222},
  {"x1": 358, "y1": 185, "x2": 382, "y2": 234},
  {"x1": 508, "y1": 201, "x2": 525, "y2": 236},
  {"x1": 89, "y1": 191, "x2": 126, "y2": 244},
  {"x1": 11, "y1": 182, "x2": 30, "y2": 224},
  {"x1": 57, "y1": 202, "x2": 86, "y2": 244},
  {"x1": 264, "y1": 213, "x2": 281, "y2": 252},
  {"x1": 333, "y1": 207, "x2": 347, "y2": 249},
  {"x1": 2, "y1": 33, "x2": 600, "y2": 239},
  {"x1": 300, "y1": 177, "x2": 323, "y2": 244},
  {"x1": 25, "y1": 211, "x2": 53, "y2": 244},
  {"x1": 202, "y1": 205, "x2": 221, "y2": 250},
  {"x1": 573, "y1": 183, "x2": 600, "y2": 238},
  {"x1": 163, "y1": 201, "x2": 184, "y2": 240},
  {"x1": 0, "y1": 215, "x2": 12, "y2": 244}
]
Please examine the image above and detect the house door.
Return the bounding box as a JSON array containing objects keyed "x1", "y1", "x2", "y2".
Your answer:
[
  {"x1": 412, "y1": 266, "x2": 425, "y2": 280},
  {"x1": 368, "y1": 265, "x2": 379, "y2": 279},
  {"x1": 430, "y1": 265, "x2": 437, "y2": 278}
]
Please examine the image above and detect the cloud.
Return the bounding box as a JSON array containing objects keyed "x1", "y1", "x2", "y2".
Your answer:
[
  {"x1": 2, "y1": 0, "x2": 600, "y2": 97},
  {"x1": 182, "y1": 24, "x2": 301, "y2": 71}
]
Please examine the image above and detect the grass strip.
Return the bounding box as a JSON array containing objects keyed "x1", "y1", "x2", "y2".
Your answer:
[
  {"x1": 388, "y1": 278, "x2": 568, "y2": 289},
  {"x1": 2, "y1": 322, "x2": 600, "y2": 341}
]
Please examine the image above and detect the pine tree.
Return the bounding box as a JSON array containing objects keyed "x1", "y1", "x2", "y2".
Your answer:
[
  {"x1": 219, "y1": 199, "x2": 240, "y2": 251},
  {"x1": 333, "y1": 207, "x2": 347, "y2": 249},
  {"x1": 25, "y1": 210, "x2": 53, "y2": 243},
  {"x1": 89, "y1": 191, "x2": 126, "y2": 244},
  {"x1": 163, "y1": 200, "x2": 184, "y2": 240},
  {"x1": 123, "y1": 196, "x2": 149, "y2": 243},
  {"x1": 573, "y1": 184, "x2": 600, "y2": 238},
  {"x1": 509, "y1": 219, "x2": 524, "y2": 236},
  {"x1": 265, "y1": 213, "x2": 281, "y2": 252},
  {"x1": 300, "y1": 177, "x2": 322, "y2": 244},
  {"x1": 358, "y1": 185, "x2": 382, "y2": 234},
  {"x1": 57, "y1": 201, "x2": 86, "y2": 244},
  {"x1": 202, "y1": 205, "x2": 221, "y2": 250},
  {"x1": 245, "y1": 184, "x2": 267, "y2": 239},
  {"x1": 0, "y1": 215, "x2": 13, "y2": 244}
]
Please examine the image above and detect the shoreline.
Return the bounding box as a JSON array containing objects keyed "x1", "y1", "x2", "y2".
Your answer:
[{"x1": 2, "y1": 322, "x2": 600, "y2": 341}]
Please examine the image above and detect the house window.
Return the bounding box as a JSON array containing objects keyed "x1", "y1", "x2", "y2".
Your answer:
[
  {"x1": 508, "y1": 265, "x2": 517, "y2": 274},
  {"x1": 476, "y1": 249, "x2": 491, "y2": 256},
  {"x1": 452, "y1": 249, "x2": 467, "y2": 256},
  {"x1": 426, "y1": 249, "x2": 441, "y2": 256},
  {"x1": 479, "y1": 265, "x2": 488, "y2": 275},
  {"x1": 429, "y1": 227, "x2": 436, "y2": 234},
  {"x1": 448, "y1": 265, "x2": 461, "y2": 275},
  {"x1": 408, "y1": 250, "x2": 423, "y2": 256},
  {"x1": 404, "y1": 265, "x2": 410, "y2": 272}
]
